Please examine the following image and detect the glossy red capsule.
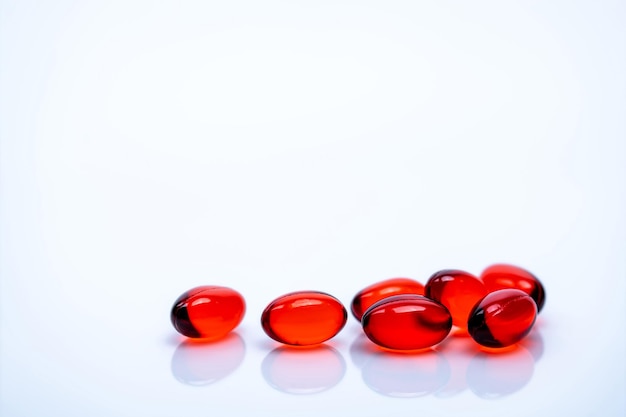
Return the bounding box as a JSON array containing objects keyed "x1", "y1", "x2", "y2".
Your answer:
[
  {"x1": 171, "y1": 286, "x2": 246, "y2": 340},
  {"x1": 361, "y1": 295, "x2": 452, "y2": 351},
  {"x1": 424, "y1": 269, "x2": 487, "y2": 329},
  {"x1": 261, "y1": 291, "x2": 347, "y2": 346},
  {"x1": 480, "y1": 264, "x2": 546, "y2": 312},
  {"x1": 351, "y1": 277, "x2": 425, "y2": 321},
  {"x1": 468, "y1": 289, "x2": 537, "y2": 348}
]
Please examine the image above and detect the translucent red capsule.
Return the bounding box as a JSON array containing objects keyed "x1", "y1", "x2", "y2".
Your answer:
[
  {"x1": 171, "y1": 286, "x2": 246, "y2": 340},
  {"x1": 361, "y1": 294, "x2": 452, "y2": 351},
  {"x1": 480, "y1": 263, "x2": 546, "y2": 312},
  {"x1": 424, "y1": 269, "x2": 487, "y2": 329},
  {"x1": 261, "y1": 291, "x2": 347, "y2": 346},
  {"x1": 468, "y1": 289, "x2": 537, "y2": 348},
  {"x1": 350, "y1": 277, "x2": 425, "y2": 321}
]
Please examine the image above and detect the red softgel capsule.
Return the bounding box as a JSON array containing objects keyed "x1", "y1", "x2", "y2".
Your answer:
[
  {"x1": 261, "y1": 291, "x2": 347, "y2": 346},
  {"x1": 351, "y1": 277, "x2": 425, "y2": 321},
  {"x1": 361, "y1": 294, "x2": 452, "y2": 351},
  {"x1": 171, "y1": 286, "x2": 246, "y2": 340},
  {"x1": 468, "y1": 289, "x2": 537, "y2": 348},
  {"x1": 424, "y1": 269, "x2": 487, "y2": 329},
  {"x1": 480, "y1": 263, "x2": 546, "y2": 312}
]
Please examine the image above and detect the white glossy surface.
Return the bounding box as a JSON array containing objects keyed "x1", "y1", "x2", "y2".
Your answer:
[{"x1": 1, "y1": 1, "x2": 625, "y2": 416}]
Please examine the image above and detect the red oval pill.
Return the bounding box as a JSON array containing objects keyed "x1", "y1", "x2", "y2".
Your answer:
[
  {"x1": 361, "y1": 294, "x2": 452, "y2": 351},
  {"x1": 468, "y1": 289, "x2": 537, "y2": 348},
  {"x1": 171, "y1": 286, "x2": 246, "y2": 340},
  {"x1": 480, "y1": 264, "x2": 546, "y2": 312},
  {"x1": 261, "y1": 291, "x2": 347, "y2": 346},
  {"x1": 351, "y1": 277, "x2": 425, "y2": 321},
  {"x1": 424, "y1": 269, "x2": 487, "y2": 329}
]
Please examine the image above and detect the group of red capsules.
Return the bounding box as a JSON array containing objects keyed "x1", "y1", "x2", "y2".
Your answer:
[{"x1": 171, "y1": 263, "x2": 545, "y2": 351}]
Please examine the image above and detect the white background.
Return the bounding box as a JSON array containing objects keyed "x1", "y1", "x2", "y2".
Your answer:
[{"x1": 1, "y1": 1, "x2": 625, "y2": 416}]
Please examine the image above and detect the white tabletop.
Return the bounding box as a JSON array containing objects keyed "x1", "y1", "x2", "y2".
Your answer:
[{"x1": 1, "y1": 1, "x2": 624, "y2": 416}]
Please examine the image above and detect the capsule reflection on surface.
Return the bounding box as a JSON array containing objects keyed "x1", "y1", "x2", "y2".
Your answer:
[
  {"x1": 170, "y1": 333, "x2": 245, "y2": 386},
  {"x1": 261, "y1": 345, "x2": 346, "y2": 394}
]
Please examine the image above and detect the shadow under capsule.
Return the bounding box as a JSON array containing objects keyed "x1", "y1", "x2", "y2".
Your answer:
[
  {"x1": 466, "y1": 342, "x2": 536, "y2": 399},
  {"x1": 261, "y1": 344, "x2": 346, "y2": 395},
  {"x1": 432, "y1": 335, "x2": 476, "y2": 398},
  {"x1": 520, "y1": 328, "x2": 544, "y2": 362},
  {"x1": 359, "y1": 345, "x2": 451, "y2": 398},
  {"x1": 170, "y1": 332, "x2": 246, "y2": 386},
  {"x1": 350, "y1": 328, "x2": 543, "y2": 400},
  {"x1": 349, "y1": 332, "x2": 380, "y2": 369}
]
